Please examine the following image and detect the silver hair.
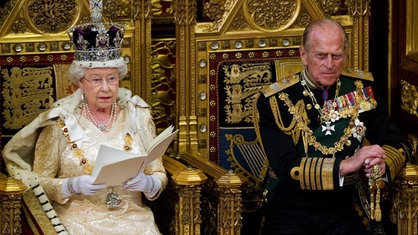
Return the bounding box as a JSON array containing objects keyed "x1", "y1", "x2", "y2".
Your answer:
[
  {"x1": 302, "y1": 18, "x2": 349, "y2": 51},
  {"x1": 68, "y1": 62, "x2": 128, "y2": 84}
]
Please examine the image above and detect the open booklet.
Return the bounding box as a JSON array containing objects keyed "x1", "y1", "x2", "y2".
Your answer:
[{"x1": 92, "y1": 125, "x2": 178, "y2": 185}]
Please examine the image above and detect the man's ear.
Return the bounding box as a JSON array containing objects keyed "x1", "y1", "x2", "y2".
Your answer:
[{"x1": 299, "y1": 46, "x2": 308, "y2": 66}]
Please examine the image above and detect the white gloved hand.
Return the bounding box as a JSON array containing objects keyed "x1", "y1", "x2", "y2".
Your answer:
[
  {"x1": 122, "y1": 172, "x2": 161, "y2": 197},
  {"x1": 62, "y1": 175, "x2": 106, "y2": 197}
]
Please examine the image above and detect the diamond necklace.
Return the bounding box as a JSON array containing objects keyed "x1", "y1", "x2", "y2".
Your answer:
[{"x1": 83, "y1": 101, "x2": 117, "y2": 132}]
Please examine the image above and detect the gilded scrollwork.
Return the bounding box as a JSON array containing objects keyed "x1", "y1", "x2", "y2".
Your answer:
[
  {"x1": 198, "y1": 0, "x2": 236, "y2": 32},
  {"x1": 204, "y1": 1, "x2": 225, "y2": 21},
  {"x1": 1, "y1": 66, "x2": 54, "y2": 130},
  {"x1": 244, "y1": 0, "x2": 301, "y2": 31},
  {"x1": 26, "y1": 0, "x2": 78, "y2": 33},
  {"x1": 11, "y1": 18, "x2": 27, "y2": 34},
  {"x1": 315, "y1": 0, "x2": 341, "y2": 15},
  {"x1": 401, "y1": 80, "x2": 418, "y2": 117},
  {"x1": 103, "y1": 0, "x2": 131, "y2": 18},
  {"x1": 293, "y1": 7, "x2": 311, "y2": 28},
  {"x1": 151, "y1": 40, "x2": 176, "y2": 133},
  {"x1": 230, "y1": 13, "x2": 249, "y2": 31}
]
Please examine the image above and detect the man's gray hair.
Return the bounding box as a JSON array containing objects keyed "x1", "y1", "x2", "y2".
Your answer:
[{"x1": 302, "y1": 18, "x2": 349, "y2": 51}]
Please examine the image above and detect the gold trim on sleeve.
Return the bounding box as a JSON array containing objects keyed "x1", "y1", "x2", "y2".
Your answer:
[
  {"x1": 293, "y1": 157, "x2": 335, "y2": 191},
  {"x1": 321, "y1": 158, "x2": 335, "y2": 190},
  {"x1": 383, "y1": 145, "x2": 407, "y2": 181}
]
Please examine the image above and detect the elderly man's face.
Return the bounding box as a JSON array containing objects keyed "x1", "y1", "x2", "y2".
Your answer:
[
  {"x1": 299, "y1": 23, "x2": 347, "y2": 87},
  {"x1": 79, "y1": 68, "x2": 120, "y2": 110}
]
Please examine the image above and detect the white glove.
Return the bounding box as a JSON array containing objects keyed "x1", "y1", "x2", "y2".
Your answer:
[
  {"x1": 122, "y1": 172, "x2": 161, "y2": 197},
  {"x1": 62, "y1": 175, "x2": 106, "y2": 197}
]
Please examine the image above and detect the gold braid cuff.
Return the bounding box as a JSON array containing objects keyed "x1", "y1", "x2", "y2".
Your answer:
[
  {"x1": 290, "y1": 157, "x2": 335, "y2": 190},
  {"x1": 383, "y1": 145, "x2": 407, "y2": 181}
]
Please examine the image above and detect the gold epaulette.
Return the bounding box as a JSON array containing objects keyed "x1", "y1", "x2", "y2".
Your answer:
[
  {"x1": 341, "y1": 67, "x2": 374, "y2": 81},
  {"x1": 261, "y1": 74, "x2": 300, "y2": 97}
]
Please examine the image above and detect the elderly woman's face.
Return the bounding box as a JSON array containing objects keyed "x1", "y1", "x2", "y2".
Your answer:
[{"x1": 79, "y1": 68, "x2": 120, "y2": 109}]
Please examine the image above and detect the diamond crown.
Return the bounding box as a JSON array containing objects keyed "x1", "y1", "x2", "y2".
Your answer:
[{"x1": 67, "y1": 0, "x2": 125, "y2": 63}]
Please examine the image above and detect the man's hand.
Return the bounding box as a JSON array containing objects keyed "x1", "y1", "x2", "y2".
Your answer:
[
  {"x1": 339, "y1": 145, "x2": 386, "y2": 176},
  {"x1": 364, "y1": 155, "x2": 386, "y2": 177}
]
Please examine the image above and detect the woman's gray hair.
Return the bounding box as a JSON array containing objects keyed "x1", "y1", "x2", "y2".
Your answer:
[{"x1": 68, "y1": 60, "x2": 128, "y2": 84}]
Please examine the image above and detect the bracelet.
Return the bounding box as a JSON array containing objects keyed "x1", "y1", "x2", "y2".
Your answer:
[{"x1": 67, "y1": 178, "x2": 79, "y2": 195}]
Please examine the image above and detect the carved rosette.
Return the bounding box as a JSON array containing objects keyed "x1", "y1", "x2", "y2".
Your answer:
[
  {"x1": 243, "y1": 0, "x2": 301, "y2": 32},
  {"x1": 26, "y1": 0, "x2": 79, "y2": 33}
]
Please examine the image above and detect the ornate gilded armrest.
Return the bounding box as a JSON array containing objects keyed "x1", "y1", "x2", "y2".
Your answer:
[
  {"x1": 0, "y1": 173, "x2": 26, "y2": 235},
  {"x1": 177, "y1": 152, "x2": 247, "y2": 235},
  {"x1": 390, "y1": 163, "x2": 418, "y2": 235},
  {"x1": 150, "y1": 155, "x2": 207, "y2": 235}
]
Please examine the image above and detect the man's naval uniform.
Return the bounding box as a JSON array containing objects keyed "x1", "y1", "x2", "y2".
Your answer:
[{"x1": 255, "y1": 67, "x2": 411, "y2": 234}]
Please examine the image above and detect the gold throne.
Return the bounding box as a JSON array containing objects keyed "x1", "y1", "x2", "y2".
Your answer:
[{"x1": 1, "y1": 0, "x2": 418, "y2": 235}]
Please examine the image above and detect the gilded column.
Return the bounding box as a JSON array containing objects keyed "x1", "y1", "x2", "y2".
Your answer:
[
  {"x1": 347, "y1": 0, "x2": 371, "y2": 70},
  {"x1": 391, "y1": 163, "x2": 418, "y2": 235},
  {"x1": 172, "y1": 167, "x2": 208, "y2": 235},
  {"x1": 175, "y1": 0, "x2": 198, "y2": 152},
  {"x1": 216, "y1": 172, "x2": 244, "y2": 235},
  {"x1": 0, "y1": 176, "x2": 27, "y2": 235}
]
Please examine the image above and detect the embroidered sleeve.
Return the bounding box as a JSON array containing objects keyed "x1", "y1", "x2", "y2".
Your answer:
[
  {"x1": 383, "y1": 145, "x2": 407, "y2": 181},
  {"x1": 33, "y1": 124, "x2": 68, "y2": 204},
  {"x1": 290, "y1": 157, "x2": 337, "y2": 190}
]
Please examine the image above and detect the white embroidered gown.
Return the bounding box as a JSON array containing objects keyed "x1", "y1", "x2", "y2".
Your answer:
[{"x1": 33, "y1": 108, "x2": 165, "y2": 235}]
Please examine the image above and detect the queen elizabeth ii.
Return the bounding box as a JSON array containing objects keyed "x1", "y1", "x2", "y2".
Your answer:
[{"x1": 2, "y1": 3, "x2": 167, "y2": 234}]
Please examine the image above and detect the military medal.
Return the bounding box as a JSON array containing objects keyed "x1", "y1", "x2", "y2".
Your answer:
[{"x1": 321, "y1": 121, "x2": 335, "y2": 135}]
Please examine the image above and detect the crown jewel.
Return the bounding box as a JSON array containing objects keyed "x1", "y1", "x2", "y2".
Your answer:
[{"x1": 68, "y1": 0, "x2": 125, "y2": 67}]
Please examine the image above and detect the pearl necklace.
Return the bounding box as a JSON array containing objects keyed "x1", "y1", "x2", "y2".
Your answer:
[{"x1": 83, "y1": 101, "x2": 117, "y2": 132}]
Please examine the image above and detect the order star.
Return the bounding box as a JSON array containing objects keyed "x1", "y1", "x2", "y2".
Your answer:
[{"x1": 322, "y1": 121, "x2": 335, "y2": 135}]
